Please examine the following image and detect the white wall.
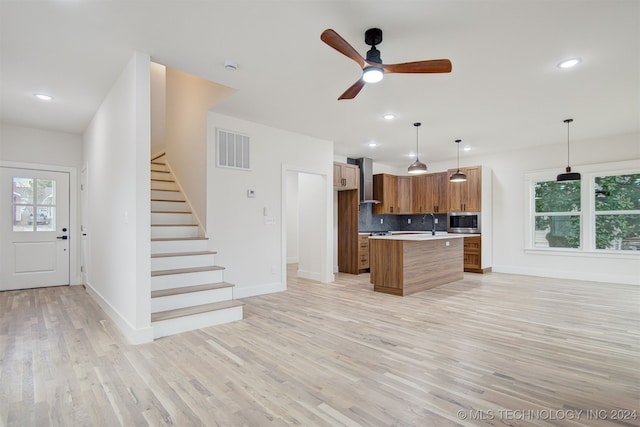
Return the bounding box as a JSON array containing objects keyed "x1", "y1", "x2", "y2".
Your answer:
[
  {"x1": 427, "y1": 132, "x2": 640, "y2": 285},
  {"x1": 150, "y1": 62, "x2": 166, "y2": 156},
  {"x1": 0, "y1": 123, "x2": 83, "y2": 167},
  {"x1": 82, "y1": 52, "x2": 152, "y2": 344},
  {"x1": 0, "y1": 123, "x2": 83, "y2": 285},
  {"x1": 164, "y1": 68, "x2": 235, "y2": 228},
  {"x1": 206, "y1": 112, "x2": 334, "y2": 298},
  {"x1": 297, "y1": 173, "x2": 326, "y2": 281}
]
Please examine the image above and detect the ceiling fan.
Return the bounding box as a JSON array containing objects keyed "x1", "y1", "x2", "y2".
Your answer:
[{"x1": 320, "y1": 28, "x2": 452, "y2": 100}]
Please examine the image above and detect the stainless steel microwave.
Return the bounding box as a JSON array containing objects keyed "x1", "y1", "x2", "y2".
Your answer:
[{"x1": 447, "y1": 212, "x2": 480, "y2": 234}]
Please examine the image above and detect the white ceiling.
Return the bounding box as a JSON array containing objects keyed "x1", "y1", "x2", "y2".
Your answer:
[{"x1": 1, "y1": 1, "x2": 638, "y2": 168}]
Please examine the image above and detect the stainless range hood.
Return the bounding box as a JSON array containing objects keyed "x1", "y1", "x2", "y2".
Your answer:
[{"x1": 347, "y1": 157, "x2": 380, "y2": 204}]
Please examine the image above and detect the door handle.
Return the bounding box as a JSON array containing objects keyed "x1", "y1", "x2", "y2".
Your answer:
[{"x1": 57, "y1": 235, "x2": 68, "y2": 240}]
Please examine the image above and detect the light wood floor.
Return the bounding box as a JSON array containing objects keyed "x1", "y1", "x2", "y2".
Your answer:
[{"x1": 1, "y1": 268, "x2": 638, "y2": 426}]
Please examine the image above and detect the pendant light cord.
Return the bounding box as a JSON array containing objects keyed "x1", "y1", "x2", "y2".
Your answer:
[
  {"x1": 414, "y1": 122, "x2": 421, "y2": 160},
  {"x1": 564, "y1": 118, "x2": 573, "y2": 169}
]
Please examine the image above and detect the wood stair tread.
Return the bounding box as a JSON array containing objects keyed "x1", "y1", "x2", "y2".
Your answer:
[
  {"x1": 151, "y1": 265, "x2": 225, "y2": 277},
  {"x1": 151, "y1": 250, "x2": 217, "y2": 258},
  {"x1": 151, "y1": 198, "x2": 186, "y2": 202},
  {"x1": 151, "y1": 223, "x2": 198, "y2": 227},
  {"x1": 151, "y1": 282, "x2": 233, "y2": 298},
  {"x1": 151, "y1": 237, "x2": 208, "y2": 242},
  {"x1": 151, "y1": 178, "x2": 176, "y2": 183},
  {"x1": 151, "y1": 300, "x2": 243, "y2": 323},
  {"x1": 151, "y1": 210, "x2": 193, "y2": 214}
]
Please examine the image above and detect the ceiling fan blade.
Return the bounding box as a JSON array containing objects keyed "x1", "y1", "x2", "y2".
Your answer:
[
  {"x1": 321, "y1": 29, "x2": 366, "y2": 67},
  {"x1": 338, "y1": 79, "x2": 366, "y2": 100},
  {"x1": 379, "y1": 59, "x2": 452, "y2": 74}
]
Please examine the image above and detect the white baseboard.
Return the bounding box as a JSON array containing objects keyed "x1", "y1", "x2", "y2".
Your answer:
[
  {"x1": 297, "y1": 269, "x2": 321, "y2": 282},
  {"x1": 287, "y1": 257, "x2": 299, "y2": 264},
  {"x1": 491, "y1": 265, "x2": 640, "y2": 286},
  {"x1": 233, "y1": 281, "x2": 286, "y2": 299},
  {"x1": 84, "y1": 281, "x2": 154, "y2": 344}
]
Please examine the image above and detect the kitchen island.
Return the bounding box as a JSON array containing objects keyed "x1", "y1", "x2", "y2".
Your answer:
[{"x1": 368, "y1": 233, "x2": 469, "y2": 296}]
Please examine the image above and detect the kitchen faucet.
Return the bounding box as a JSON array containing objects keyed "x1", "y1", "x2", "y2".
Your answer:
[{"x1": 423, "y1": 213, "x2": 436, "y2": 235}]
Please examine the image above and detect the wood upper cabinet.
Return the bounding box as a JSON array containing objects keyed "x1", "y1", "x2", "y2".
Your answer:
[
  {"x1": 431, "y1": 172, "x2": 449, "y2": 213},
  {"x1": 373, "y1": 174, "x2": 398, "y2": 214},
  {"x1": 411, "y1": 172, "x2": 448, "y2": 213},
  {"x1": 333, "y1": 162, "x2": 359, "y2": 190},
  {"x1": 397, "y1": 176, "x2": 412, "y2": 214},
  {"x1": 448, "y1": 166, "x2": 481, "y2": 212}
]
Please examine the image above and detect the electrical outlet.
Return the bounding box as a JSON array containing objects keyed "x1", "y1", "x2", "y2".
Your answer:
[
  {"x1": 408, "y1": 218, "x2": 411, "y2": 224},
  {"x1": 380, "y1": 218, "x2": 384, "y2": 224},
  {"x1": 435, "y1": 218, "x2": 438, "y2": 224}
]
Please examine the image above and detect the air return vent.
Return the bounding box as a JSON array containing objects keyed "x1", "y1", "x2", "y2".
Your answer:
[{"x1": 217, "y1": 129, "x2": 250, "y2": 170}]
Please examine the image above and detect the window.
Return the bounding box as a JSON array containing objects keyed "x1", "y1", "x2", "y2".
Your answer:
[
  {"x1": 533, "y1": 180, "x2": 581, "y2": 248},
  {"x1": 594, "y1": 173, "x2": 640, "y2": 251},
  {"x1": 12, "y1": 177, "x2": 56, "y2": 232},
  {"x1": 526, "y1": 161, "x2": 640, "y2": 253}
]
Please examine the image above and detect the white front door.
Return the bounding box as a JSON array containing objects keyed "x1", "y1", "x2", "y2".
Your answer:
[{"x1": 0, "y1": 167, "x2": 70, "y2": 290}]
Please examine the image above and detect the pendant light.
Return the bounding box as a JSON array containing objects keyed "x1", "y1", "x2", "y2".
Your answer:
[
  {"x1": 557, "y1": 118, "x2": 581, "y2": 182},
  {"x1": 449, "y1": 139, "x2": 467, "y2": 182},
  {"x1": 407, "y1": 122, "x2": 427, "y2": 175}
]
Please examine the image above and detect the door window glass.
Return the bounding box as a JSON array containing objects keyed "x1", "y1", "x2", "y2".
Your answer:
[{"x1": 12, "y1": 177, "x2": 56, "y2": 231}]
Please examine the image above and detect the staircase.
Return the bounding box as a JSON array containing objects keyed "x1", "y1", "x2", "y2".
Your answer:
[{"x1": 150, "y1": 153, "x2": 243, "y2": 339}]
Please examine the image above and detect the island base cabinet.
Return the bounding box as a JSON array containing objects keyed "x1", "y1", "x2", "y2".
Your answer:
[{"x1": 370, "y1": 238, "x2": 463, "y2": 296}]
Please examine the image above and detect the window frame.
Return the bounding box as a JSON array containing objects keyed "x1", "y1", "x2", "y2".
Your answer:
[{"x1": 525, "y1": 159, "x2": 640, "y2": 257}]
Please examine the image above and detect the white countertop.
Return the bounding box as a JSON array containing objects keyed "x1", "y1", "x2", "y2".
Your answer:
[{"x1": 368, "y1": 232, "x2": 478, "y2": 241}]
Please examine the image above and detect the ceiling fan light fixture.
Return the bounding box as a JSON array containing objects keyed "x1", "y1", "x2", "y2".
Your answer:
[
  {"x1": 407, "y1": 122, "x2": 427, "y2": 175},
  {"x1": 362, "y1": 66, "x2": 383, "y2": 83},
  {"x1": 557, "y1": 118, "x2": 581, "y2": 182},
  {"x1": 449, "y1": 139, "x2": 467, "y2": 182}
]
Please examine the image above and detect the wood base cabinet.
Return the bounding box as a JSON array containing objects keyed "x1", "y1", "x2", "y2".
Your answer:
[
  {"x1": 463, "y1": 235, "x2": 482, "y2": 273},
  {"x1": 358, "y1": 234, "x2": 370, "y2": 272}
]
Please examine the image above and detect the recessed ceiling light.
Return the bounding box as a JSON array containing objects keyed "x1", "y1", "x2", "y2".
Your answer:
[
  {"x1": 34, "y1": 93, "x2": 53, "y2": 101},
  {"x1": 382, "y1": 113, "x2": 395, "y2": 120},
  {"x1": 463, "y1": 145, "x2": 471, "y2": 152},
  {"x1": 368, "y1": 142, "x2": 377, "y2": 148},
  {"x1": 557, "y1": 58, "x2": 581, "y2": 69}
]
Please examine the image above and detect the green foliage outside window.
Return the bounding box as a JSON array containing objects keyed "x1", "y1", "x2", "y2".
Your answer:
[
  {"x1": 594, "y1": 174, "x2": 640, "y2": 250},
  {"x1": 534, "y1": 181, "x2": 581, "y2": 248}
]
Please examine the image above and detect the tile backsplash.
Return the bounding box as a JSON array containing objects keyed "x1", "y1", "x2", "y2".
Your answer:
[{"x1": 357, "y1": 203, "x2": 447, "y2": 233}]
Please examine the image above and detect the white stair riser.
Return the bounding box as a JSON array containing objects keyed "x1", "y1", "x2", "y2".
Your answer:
[
  {"x1": 151, "y1": 190, "x2": 184, "y2": 201},
  {"x1": 151, "y1": 225, "x2": 199, "y2": 239},
  {"x1": 151, "y1": 239, "x2": 208, "y2": 254},
  {"x1": 151, "y1": 171, "x2": 172, "y2": 180},
  {"x1": 153, "y1": 306, "x2": 243, "y2": 339},
  {"x1": 151, "y1": 253, "x2": 216, "y2": 271},
  {"x1": 151, "y1": 201, "x2": 189, "y2": 212},
  {"x1": 151, "y1": 212, "x2": 194, "y2": 225},
  {"x1": 151, "y1": 287, "x2": 233, "y2": 313},
  {"x1": 151, "y1": 269, "x2": 224, "y2": 290},
  {"x1": 151, "y1": 180, "x2": 178, "y2": 191}
]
